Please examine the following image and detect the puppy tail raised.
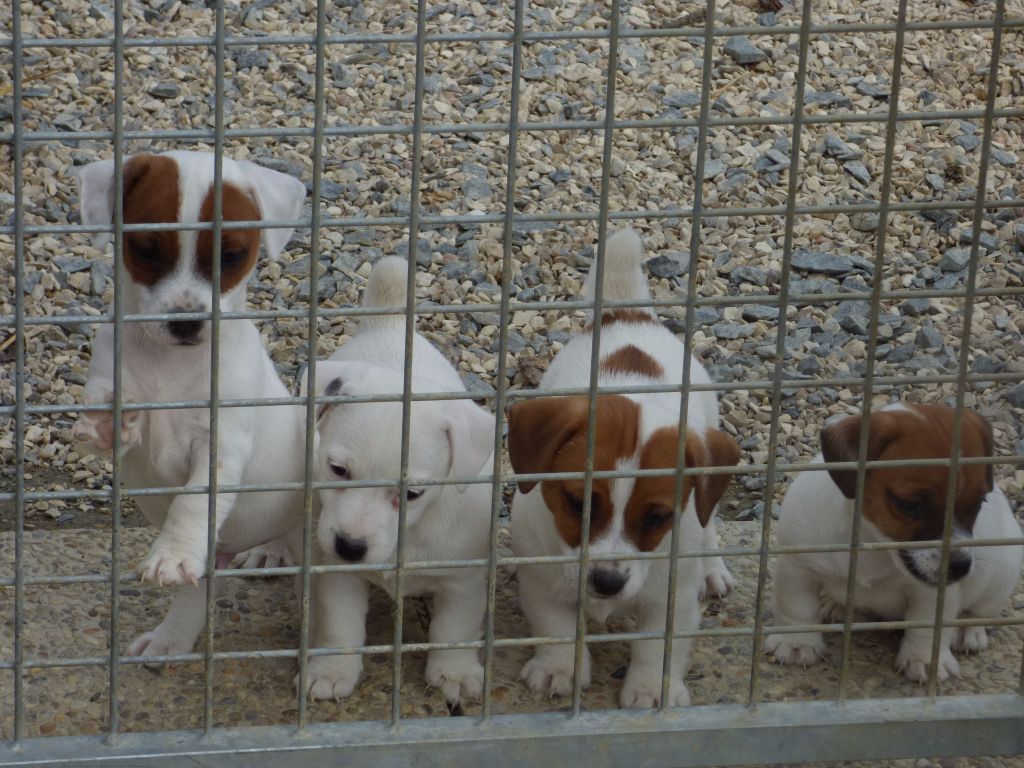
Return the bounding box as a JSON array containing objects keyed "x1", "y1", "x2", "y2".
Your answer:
[
  {"x1": 583, "y1": 227, "x2": 652, "y2": 322},
  {"x1": 362, "y1": 256, "x2": 410, "y2": 326}
]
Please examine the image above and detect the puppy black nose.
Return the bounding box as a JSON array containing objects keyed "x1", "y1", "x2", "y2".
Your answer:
[
  {"x1": 334, "y1": 534, "x2": 368, "y2": 562},
  {"x1": 948, "y1": 551, "x2": 972, "y2": 582},
  {"x1": 589, "y1": 568, "x2": 627, "y2": 597},
  {"x1": 167, "y1": 311, "x2": 202, "y2": 343}
]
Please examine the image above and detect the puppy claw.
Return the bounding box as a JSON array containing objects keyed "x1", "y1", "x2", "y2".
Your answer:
[
  {"x1": 619, "y1": 677, "x2": 690, "y2": 709},
  {"x1": 426, "y1": 654, "x2": 484, "y2": 707},
  {"x1": 953, "y1": 626, "x2": 988, "y2": 654},
  {"x1": 764, "y1": 632, "x2": 826, "y2": 667},
  {"x1": 896, "y1": 646, "x2": 960, "y2": 683},
  {"x1": 300, "y1": 655, "x2": 363, "y2": 702},
  {"x1": 520, "y1": 654, "x2": 585, "y2": 699}
]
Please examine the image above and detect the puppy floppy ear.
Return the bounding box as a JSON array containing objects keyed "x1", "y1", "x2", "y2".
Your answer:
[
  {"x1": 506, "y1": 396, "x2": 587, "y2": 494},
  {"x1": 300, "y1": 360, "x2": 375, "y2": 425},
  {"x1": 234, "y1": 160, "x2": 307, "y2": 261},
  {"x1": 442, "y1": 400, "x2": 497, "y2": 493},
  {"x1": 820, "y1": 411, "x2": 898, "y2": 499},
  {"x1": 684, "y1": 428, "x2": 741, "y2": 527},
  {"x1": 963, "y1": 408, "x2": 995, "y2": 492},
  {"x1": 74, "y1": 154, "x2": 163, "y2": 251}
]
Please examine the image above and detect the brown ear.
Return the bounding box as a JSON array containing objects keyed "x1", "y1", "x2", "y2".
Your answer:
[
  {"x1": 963, "y1": 408, "x2": 995, "y2": 491},
  {"x1": 820, "y1": 412, "x2": 898, "y2": 499},
  {"x1": 507, "y1": 397, "x2": 587, "y2": 493},
  {"x1": 685, "y1": 428, "x2": 741, "y2": 527}
]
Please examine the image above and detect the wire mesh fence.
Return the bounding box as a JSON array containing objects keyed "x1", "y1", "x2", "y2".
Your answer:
[{"x1": 1, "y1": 0, "x2": 1023, "y2": 764}]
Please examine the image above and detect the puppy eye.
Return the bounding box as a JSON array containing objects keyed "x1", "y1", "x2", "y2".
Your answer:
[
  {"x1": 564, "y1": 492, "x2": 596, "y2": 519},
  {"x1": 133, "y1": 244, "x2": 160, "y2": 263},
  {"x1": 894, "y1": 497, "x2": 927, "y2": 519},
  {"x1": 642, "y1": 506, "x2": 673, "y2": 531},
  {"x1": 329, "y1": 463, "x2": 350, "y2": 480},
  {"x1": 221, "y1": 248, "x2": 246, "y2": 268},
  {"x1": 405, "y1": 488, "x2": 425, "y2": 502}
]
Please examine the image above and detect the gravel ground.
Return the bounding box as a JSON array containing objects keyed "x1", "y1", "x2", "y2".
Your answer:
[{"x1": 1, "y1": 0, "x2": 1023, "y2": 761}]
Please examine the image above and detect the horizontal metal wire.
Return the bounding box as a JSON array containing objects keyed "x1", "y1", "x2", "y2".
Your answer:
[
  {"x1": 3, "y1": 16, "x2": 1023, "y2": 52},
  {"x1": 3, "y1": 613, "x2": 1021, "y2": 672},
  {"x1": 4, "y1": 535, "x2": 1022, "y2": 589}
]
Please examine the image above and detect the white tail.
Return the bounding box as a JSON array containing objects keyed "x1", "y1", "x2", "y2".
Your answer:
[
  {"x1": 362, "y1": 256, "x2": 409, "y2": 325},
  {"x1": 583, "y1": 228, "x2": 651, "y2": 321}
]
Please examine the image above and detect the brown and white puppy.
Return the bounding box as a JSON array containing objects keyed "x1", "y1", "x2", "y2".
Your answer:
[
  {"x1": 766, "y1": 403, "x2": 1023, "y2": 683},
  {"x1": 70, "y1": 151, "x2": 309, "y2": 660},
  {"x1": 508, "y1": 229, "x2": 740, "y2": 708}
]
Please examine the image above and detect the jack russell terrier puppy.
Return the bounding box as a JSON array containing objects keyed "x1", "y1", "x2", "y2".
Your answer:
[
  {"x1": 70, "y1": 150, "x2": 308, "y2": 658},
  {"x1": 507, "y1": 229, "x2": 741, "y2": 708},
  {"x1": 299, "y1": 256, "x2": 496, "y2": 707},
  {"x1": 765, "y1": 403, "x2": 1023, "y2": 683}
]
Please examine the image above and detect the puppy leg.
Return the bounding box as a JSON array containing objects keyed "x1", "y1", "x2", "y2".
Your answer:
[
  {"x1": 231, "y1": 538, "x2": 297, "y2": 571},
  {"x1": 896, "y1": 589, "x2": 961, "y2": 683},
  {"x1": 425, "y1": 575, "x2": 486, "y2": 706},
  {"x1": 298, "y1": 572, "x2": 369, "y2": 701},
  {"x1": 764, "y1": 556, "x2": 828, "y2": 666},
  {"x1": 698, "y1": 516, "x2": 735, "y2": 600},
  {"x1": 518, "y1": 566, "x2": 588, "y2": 698},
  {"x1": 620, "y1": 589, "x2": 695, "y2": 708},
  {"x1": 128, "y1": 580, "x2": 212, "y2": 662}
]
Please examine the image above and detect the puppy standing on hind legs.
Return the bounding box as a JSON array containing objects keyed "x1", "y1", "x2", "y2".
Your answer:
[
  {"x1": 508, "y1": 228, "x2": 741, "y2": 708},
  {"x1": 70, "y1": 151, "x2": 309, "y2": 659},
  {"x1": 765, "y1": 403, "x2": 1023, "y2": 683},
  {"x1": 298, "y1": 256, "x2": 496, "y2": 708}
]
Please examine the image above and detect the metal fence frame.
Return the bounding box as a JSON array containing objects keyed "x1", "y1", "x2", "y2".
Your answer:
[{"x1": 3, "y1": 0, "x2": 1024, "y2": 763}]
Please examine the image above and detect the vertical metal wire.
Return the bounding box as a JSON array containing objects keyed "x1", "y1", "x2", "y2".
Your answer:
[
  {"x1": 570, "y1": 0, "x2": 623, "y2": 716},
  {"x1": 10, "y1": 0, "x2": 26, "y2": 744},
  {"x1": 657, "y1": 0, "x2": 718, "y2": 710},
  {"x1": 202, "y1": 0, "x2": 227, "y2": 734},
  {"x1": 295, "y1": 0, "x2": 329, "y2": 733},
  {"x1": 926, "y1": 0, "x2": 1006, "y2": 697},
  {"x1": 106, "y1": 0, "x2": 127, "y2": 740},
  {"x1": 746, "y1": 0, "x2": 814, "y2": 706},
  {"x1": 391, "y1": 0, "x2": 431, "y2": 727},
  {"x1": 836, "y1": 0, "x2": 910, "y2": 700},
  {"x1": 480, "y1": 0, "x2": 526, "y2": 721}
]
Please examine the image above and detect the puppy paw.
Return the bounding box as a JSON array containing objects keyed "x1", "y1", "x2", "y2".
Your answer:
[
  {"x1": 426, "y1": 652, "x2": 484, "y2": 706},
  {"x1": 764, "y1": 632, "x2": 827, "y2": 667},
  {"x1": 700, "y1": 560, "x2": 736, "y2": 600},
  {"x1": 127, "y1": 625, "x2": 196, "y2": 667},
  {"x1": 953, "y1": 626, "x2": 988, "y2": 654},
  {"x1": 896, "y1": 644, "x2": 960, "y2": 683},
  {"x1": 299, "y1": 655, "x2": 363, "y2": 701},
  {"x1": 231, "y1": 539, "x2": 296, "y2": 571},
  {"x1": 520, "y1": 652, "x2": 587, "y2": 698},
  {"x1": 72, "y1": 408, "x2": 142, "y2": 453},
  {"x1": 819, "y1": 598, "x2": 847, "y2": 624},
  {"x1": 140, "y1": 537, "x2": 206, "y2": 587},
  {"x1": 619, "y1": 673, "x2": 690, "y2": 709}
]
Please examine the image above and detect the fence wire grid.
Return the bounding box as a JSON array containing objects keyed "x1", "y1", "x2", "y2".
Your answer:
[{"x1": 1, "y1": 0, "x2": 1024, "y2": 764}]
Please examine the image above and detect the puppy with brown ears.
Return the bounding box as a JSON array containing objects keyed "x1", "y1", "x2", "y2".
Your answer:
[
  {"x1": 508, "y1": 229, "x2": 741, "y2": 708},
  {"x1": 766, "y1": 403, "x2": 1023, "y2": 683}
]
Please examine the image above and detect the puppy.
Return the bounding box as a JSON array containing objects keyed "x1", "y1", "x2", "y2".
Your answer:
[
  {"x1": 765, "y1": 402, "x2": 1023, "y2": 683},
  {"x1": 70, "y1": 150, "x2": 308, "y2": 657},
  {"x1": 507, "y1": 229, "x2": 741, "y2": 708},
  {"x1": 300, "y1": 256, "x2": 496, "y2": 706}
]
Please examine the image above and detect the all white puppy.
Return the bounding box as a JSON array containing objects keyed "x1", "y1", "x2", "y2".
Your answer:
[
  {"x1": 71, "y1": 150, "x2": 308, "y2": 658},
  {"x1": 507, "y1": 229, "x2": 741, "y2": 708},
  {"x1": 766, "y1": 403, "x2": 1023, "y2": 683},
  {"x1": 300, "y1": 256, "x2": 496, "y2": 706}
]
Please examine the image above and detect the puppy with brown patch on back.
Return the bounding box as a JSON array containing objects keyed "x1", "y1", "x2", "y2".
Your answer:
[
  {"x1": 508, "y1": 228, "x2": 741, "y2": 709},
  {"x1": 766, "y1": 403, "x2": 1023, "y2": 683},
  {"x1": 69, "y1": 151, "x2": 309, "y2": 662}
]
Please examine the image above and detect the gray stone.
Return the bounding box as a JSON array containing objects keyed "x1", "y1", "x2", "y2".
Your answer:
[
  {"x1": 756, "y1": 12, "x2": 776, "y2": 25},
  {"x1": 55, "y1": 256, "x2": 92, "y2": 273},
  {"x1": 885, "y1": 344, "x2": 915, "y2": 364},
  {"x1": 233, "y1": 49, "x2": 271, "y2": 69},
  {"x1": 148, "y1": 82, "x2": 181, "y2": 99},
  {"x1": 723, "y1": 36, "x2": 767, "y2": 65},
  {"x1": 843, "y1": 160, "x2": 871, "y2": 185},
  {"x1": 925, "y1": 174, "x2": 946, "y2": 192},
  {"x1": 958, "y1": 228, "x2": 999, "y2": 251},
  {"x1": 971, "y1": 354, "x2": 1005, "y2": 374},
  {"x1": 849, "y1": 212, "x2": 879, "y2": 232},
  {"x1": 549, "y1": 169, "x2": 571, "y2": 183},
  {"x1": 712, "y1": 322, "x2": 752, "y2": 340},
  {"x1": 955, "y1": 134, "x2": 981, "y2": 152},
  {"x1": 900, "y1": 297, "x2": 932, "y2": 317},
  {"x1": 1004, "y1": 383, "x2": 1024, "y2": 408},
  {"x1": 856, "y1": 81, "x2": 890, "y2": 98},
  {"x1": 917, "y1": 324, "x2": 944, "y2": 350},
  {"x1": 835, "y1": 301, "x2": 870, "y2": 335},
  {"x1": 791, "y1": 249, "x2": 859, "y2": 275},
  {"x1": 461, "y1": 372, "x2": 496, "y2": 397},
  {"x1": 989, "y1": 148, "x2": 1016, "y2": 166},
  {"x1": 804, "y1": 91, "x2": 853, "y2": 109},
  {"x1": 1016, "y1": 223, "x2": 1024, "y2": 248},
  {"x1": 797, "y1": 356, "x2": 822, "y2": 375},
  {"x1": 823, "y1": 132, "x2": 863, "y2": 160},
  {"x1": 663, "y1": 91, "x2": 700, "y2": 108},
  {"x1": 742, "y1": 304, "x2": 779, "y2": 321},
  {"x1": 735, "y1": 502, "x2": 765, "y2": 522},
  {"x1": 645, "y1": 253, "x2": 688, "y2": 278},
  {"x1": 91, "y1": 261, "x2": 113, "y2": 296},
  {"x1": 462, "y1": 178, "x2": 492, "y2": 201},
  {"x1": 731, "y1": 265, "x2": 769, "y2": 286},
  {"x1": 318, "y1": 179, "x2": 344, "y2": 201},
  {"x1": 939, "y1": 247, "x2": 970, "y2": 272},
  {"x1": 702, "y1": 158, "x2": 726, "y2": 180},
  {"x1": 841, "y1": 275, "x2": 871, "y2": 293}
]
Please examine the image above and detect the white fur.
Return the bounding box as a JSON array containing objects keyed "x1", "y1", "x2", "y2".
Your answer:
[
  {"x1": 510, "y1": 228, "x2": 732, "y2": 709},
  {"x1": 299, "y1": 256, "x2": 496, "y2": 706},
  {"x1": 765, "y1": 451, "x2": 1024, "y2": 683},
  {"x1": 70, "y1": 151, "x2": 308, "y2": 660}
]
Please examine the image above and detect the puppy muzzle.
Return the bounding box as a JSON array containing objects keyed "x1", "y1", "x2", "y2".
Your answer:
[{"x1": 588, "y1": 567, "x2": 629, "y2": 598}]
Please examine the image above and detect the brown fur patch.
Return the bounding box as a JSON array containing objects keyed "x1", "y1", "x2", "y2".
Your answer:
[
  {"x1": 821, "y1": 404, "x2": 994, "y2": 543},
  {"x1": 600, "y1": 344, "x2": 665, "y2": 379},
  {"x1": 121, "y1": 154, "x2": 181, "y2": 287},
  {"x1": 197, "y1": 182, "x2": 262, "y2": 292},
  {"x1": 586, "y1": 308, "x2": 658, "y2": 331}
]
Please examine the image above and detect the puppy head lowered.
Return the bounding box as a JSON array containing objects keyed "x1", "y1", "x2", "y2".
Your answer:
[
  {"x1": 75, "y1": 151, "x2": 306, "y2": 347},
  {"x1": 305, "y1": 360, "x2": 496, "y2": 565},
  {"x1": 508, "y1": 394, "x2": 740, "y2": 601},
  {"x1": 821, "y1": 403, "x2": 994, "y2": 587}
]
